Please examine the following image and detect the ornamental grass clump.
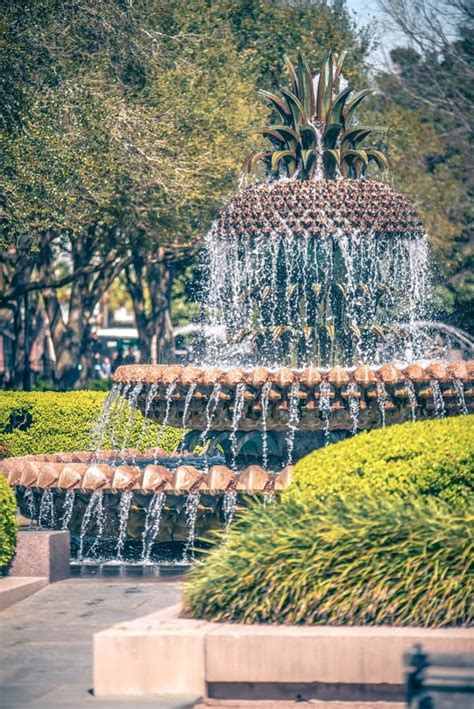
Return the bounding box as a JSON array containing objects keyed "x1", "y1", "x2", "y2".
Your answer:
[
  {"x1": 184, "y1": 494, "x2": 473, "y2": 627},
  {"x1": 291, "y1": 415, "x2": 474, "y2": 508}
]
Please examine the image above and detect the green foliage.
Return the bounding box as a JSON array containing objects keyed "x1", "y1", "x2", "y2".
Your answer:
[
  {"x1": 246, "y1": 51, "x2": 388, "y2": 180},
  {"x1": 0, "y1": 391, "x2": 181, "y2": 458},
  {"x1": 0, "y1": 475, "x2": 18, "y2": 570},
  {"x1": 290, "y1": 416, "x2": 474, "y2": 508},
  {"x1": 184, "y1": 494, "x2": 473, "y2": 627}
]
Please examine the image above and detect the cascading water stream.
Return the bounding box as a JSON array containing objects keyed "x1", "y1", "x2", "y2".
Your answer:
[
  {"x1": 319, "y1": 382, "x2": 332, "y2": 445},
  {"x1": 453, "y1": 378, "x2": 468, "y2": 415},
  {"x1": 78, "y1": 491, "x2": 105, "y2": 561},
  {"x1": 286, "y1": 382, "x2": 301, "y2": 465},
  {"x1": 141, "y1": 492, "x2": 166, "y2": 562},
  {"x1": 24, "y1": 488, "x2": 37, "y2": 526},
  {"x1": 406, "y1": 379, "x2": 418, "y2": 422},
  {"x1": 177, "y1": 383, "x2": 197, "y2": 458},
  {"x1": 110, "y1": 383, "x2": 132, "y2": 459},
  {"x1": 92, "y1": 383, "x2": 122, "y2": 461},
  {"x1": 376, "y1": 381, "x2": 388, "y2": 427},
  {"x1": 431, "y1": 380, "x2": 446, "y2": 418},
  {"x1": 199, "y1": 383, "x2": 222, "y2": 470},
  {"x1": 153, "y1": 383, "x2": 176, "y2": 463},
  {"x1": 183, "y1": 492, "x2": 200, "y2": 562},
  {"x1": 261, "y1": 381, "x2": 271, "y2": 469},
  {"x1": 119, "y1": 382, "x2": 143, "y2": 462},
  {"x1": 38, "y1": 489, "x2": 55, "y2": 528},
  {"x1": 347, "y1": 382, "x2": 360, "y2": 435},
  {"x1": 136, "y1": 382, "x2": 159, "y2": 452},
  {"x1": 61, "y1": 491, "x2": 75, "y2": 530},
  {"x1": 229, "y1": 383, "x2": 246, "y2": 469},
  {"x1": 116, "y1": 491, "x2": 133, "y2": 561}
]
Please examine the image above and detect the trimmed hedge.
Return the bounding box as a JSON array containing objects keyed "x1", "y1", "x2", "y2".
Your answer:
[
  {"x1": 184, "y1": 494, "x2": 474, "y2": 627},
  {"x1": 185, "y1": 416, "x2": 474, "y2": 627},
  {"x1": 290, "y1": 415, "x2": 474, "y2": 508},
  {"x1": 0, "y1": 391, "x2": 181, "y2": 457},
  {"x1": 0, "y1": 475, "x2": 17, "y2": 570}
]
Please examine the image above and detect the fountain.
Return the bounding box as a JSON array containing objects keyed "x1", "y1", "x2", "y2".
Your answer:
[{"x1": 1, "y1": 51, "x2": 472, "y2": 566}]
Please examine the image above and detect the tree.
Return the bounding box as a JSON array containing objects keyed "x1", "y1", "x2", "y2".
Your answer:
[
  {"x1": 375, "y1": 0, "x2": 473, "y2": 333},
  {"x1": 1, "y1": 0, "x2": 258, "y2": 384}
]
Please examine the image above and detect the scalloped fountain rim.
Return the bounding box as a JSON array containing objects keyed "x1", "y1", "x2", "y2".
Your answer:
[{"x1": 0, "y1": 448, "x2": 292, "y2": 494}]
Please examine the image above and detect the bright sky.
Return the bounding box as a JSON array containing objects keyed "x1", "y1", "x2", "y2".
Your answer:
[{"x1": 346, "y1": 0, "x2": 400, "y2": 64}]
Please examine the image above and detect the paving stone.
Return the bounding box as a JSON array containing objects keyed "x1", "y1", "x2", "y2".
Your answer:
[{"x1": 0, "y1": 578, "x2": 181, "y2": 706}]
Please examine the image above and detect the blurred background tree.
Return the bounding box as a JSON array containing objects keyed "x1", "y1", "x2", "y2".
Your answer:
[
  {"x1": 375, "y1": 0, "x2": 473, "y2": 333},
  {"x1": 1, "y1": 0, "x2": 471, "y2": 389}
]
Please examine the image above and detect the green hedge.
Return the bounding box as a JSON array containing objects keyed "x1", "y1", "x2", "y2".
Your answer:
[
  {"x1": 0, "y1": 476, "x2": 18, "y2": 570},
  {"x1": 185, "y1": 416, "x2": 474, "y2": 627},
  {"x1": 0, "y1": 391, "x2": 181, "y2": 458},
  {"x1": 290, "y1": 415, "x2": 474, "y2": 508},
  {"x1": 184, "y1": 494, "x2": 474, "y2": 627}
]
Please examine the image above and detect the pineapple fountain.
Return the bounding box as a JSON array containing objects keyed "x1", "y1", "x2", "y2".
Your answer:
[{"x1": 2, "y1": 51, "x2": 472, "y2": 567}]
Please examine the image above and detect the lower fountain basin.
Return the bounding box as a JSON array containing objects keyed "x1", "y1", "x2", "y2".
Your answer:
[{"x1": 0, "y1": 450, "x2": 291, "y2": 560}]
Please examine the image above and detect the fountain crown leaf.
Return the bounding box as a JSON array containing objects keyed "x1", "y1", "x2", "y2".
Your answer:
[{"x1": 246, "y1": 50, "x2": 388, "y2": 181}]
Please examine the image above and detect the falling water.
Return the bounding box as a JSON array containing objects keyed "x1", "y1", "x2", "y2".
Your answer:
[
  {"x1": 182, "y1": 492, "x2": 200, "y2": 562},
  {"x1": 319, "y1": 381, "x2": 332, "y2": 445},
  {"x1": 230, "y1": 383, "x2": 246, "y2": 469},
  {"x1": 261, "y1": 381, "x2": 271, "y2": 469},
  {"x1": 376, "y1": 381, "x2": 388, "y2": 427},
  {"x1": 201, "y1": 187, "x2": 432, "y2": 369},
  {"x1": 116, "y1": 491, "x2": 133, "y2": 561},
  {"x1": 110, "y1": 383, "x2": 132, "y2": 457},
  {"x1": 92, "y1": 383, "x2": 122, "y2": 460},
  {"x1": 406, "y1": 379, "x2": 418, "y2": 422},
  {"x1": 177, "y1": 383, "x2": 197, "y2": 457},
  {"x1": 198, "y1": 382, "x2": 222, "y2": 463},
  {"x1": 23, "y1": 488, "x2": 37, "y2": 525},
  {"x1": 38, "y1": 489, "x2": 55, "y2": 528},
  {"x1": 286, "y1": 382, "x2": 301, "y2": 465},
  {"x1": 61, "y1": 491, "x2": 75, "y2": 530},
  {"x1": 431, "y1": 380, "x2": 446, "y2": 418},
  {"x1": 78, "y1": 491, "x2": 105, "y2": 560},
  {"x1": 141, "y1": 492, "x2": 165, "y2": 561},
  {"x1": 223, "y1": 491, "x2": 238, "y2": 534},
  {"x1": 452, "y1": 379, "x2": 469, "y2": 415},
  {"x1": 347, "y1": 382, "x2": 360, "y2": 435},
  {"x1": 119, "y1": 382, "x2": 143, "y2": 462},
  {"x1": 136, "y1": 382, "x2": 159, "y2": 452},
  {"x1": 154, "y1": 383, "x2": 176, "y2": 462}
]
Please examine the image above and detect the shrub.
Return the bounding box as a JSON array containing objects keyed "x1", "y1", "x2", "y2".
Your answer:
[
  {"x1": 0, "y1": 391, "x2": 181, "y2": 457},
  {"x1": 184, "y1": 494, "x2": 474, "y2": 627},
  {"x1": 0, "y1": 475, "x2": 18, "y2": 570},
  {"x1": 290, "y1": 415, "x2": 474, "y2": 508}
]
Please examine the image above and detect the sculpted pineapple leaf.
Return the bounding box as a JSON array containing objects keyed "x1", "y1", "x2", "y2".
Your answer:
[{"x1": 245, "y1": 50, "x2": 389, "y2": 180}]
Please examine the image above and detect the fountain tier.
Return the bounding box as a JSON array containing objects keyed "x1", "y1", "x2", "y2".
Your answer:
[{"x1": 113, "y1": 361, "x2": 473, "y2": 432}]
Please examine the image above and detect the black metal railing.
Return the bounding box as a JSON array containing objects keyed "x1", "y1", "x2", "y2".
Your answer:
[{"x1": 404, "y1": 643, "x2": 474, "y2": 708}]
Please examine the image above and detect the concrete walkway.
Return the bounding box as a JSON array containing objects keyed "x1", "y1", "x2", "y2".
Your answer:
[{"x1": 0, "y1": 578, "x2": 193, "y2": 707}]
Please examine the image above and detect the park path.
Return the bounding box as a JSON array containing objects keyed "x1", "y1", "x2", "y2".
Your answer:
[{"x1": 0, "y1": 578, "x2": 192, "y2": 707}]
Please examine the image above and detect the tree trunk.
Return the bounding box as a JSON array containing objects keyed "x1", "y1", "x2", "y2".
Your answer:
[{"x1": 126, "y1": 246, "x2": 176, "y2": 365}]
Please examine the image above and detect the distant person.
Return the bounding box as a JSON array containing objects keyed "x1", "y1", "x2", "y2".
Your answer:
[
  {"x1": 99, "y1": 356, "x2": 112, "y2": 379},
  {"x1": 112, "y1": 349, "x2": 124, "y2": 372},
  {"x1": 129, "y1": 346, "x2": 141, "y2": 364}
]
